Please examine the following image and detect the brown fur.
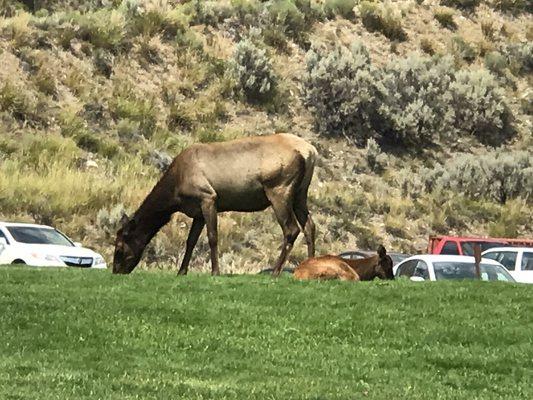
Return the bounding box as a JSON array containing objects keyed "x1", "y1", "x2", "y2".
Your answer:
[
  {"x1": 294, "y1": 248, "x2": 395, "y2": 281},
  {"x1": 294, "y1": 256, "x2": 361, "y2": 281},
  {"x1": 113, "y1": 133, "x2": 317, "y2": 276}
]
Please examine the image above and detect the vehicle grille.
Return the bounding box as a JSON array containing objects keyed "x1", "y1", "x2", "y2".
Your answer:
[{"x1": 60, "y1": 256, "x2": 93, "y2": 268}]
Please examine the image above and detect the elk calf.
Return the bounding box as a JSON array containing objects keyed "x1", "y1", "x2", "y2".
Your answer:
[{"x1": 294, "y1": 246, "x2": 394, "y2": 281}]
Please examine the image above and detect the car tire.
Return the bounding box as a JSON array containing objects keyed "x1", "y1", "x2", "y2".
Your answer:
[{"x1": 11, "y1": 259, "x2": 26, "y2": 265}]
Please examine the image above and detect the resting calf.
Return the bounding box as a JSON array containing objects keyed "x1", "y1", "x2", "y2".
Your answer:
[{"x1": 294, "y1": 245, "x2": 394, "y2": 281}]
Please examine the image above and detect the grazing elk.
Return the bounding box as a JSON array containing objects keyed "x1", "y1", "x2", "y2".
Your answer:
[
  {"x1": 113, "y1": 133, "x2": 317, "y2": 277},
  {"x1": 294, "y1": 245, "x2": 394, "y2": 281}
]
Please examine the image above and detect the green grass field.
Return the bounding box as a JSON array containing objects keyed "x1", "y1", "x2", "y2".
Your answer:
[{"x1": 1, "y1": 267, "x2": 532, "y2": 400}]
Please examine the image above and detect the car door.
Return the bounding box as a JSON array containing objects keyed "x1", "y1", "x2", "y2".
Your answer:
[
  {"x1": 483, "y1": 251, "x2": 519, "y2": 280},
  {"x1": 515, "y1": 251, "x2": 533, "y2": 284},
  {"x1": 395, "y1": 260, "x2": 418, "y2": 279},
  {"x1": 412, "y1": 260, "x2": 430, "y2": 281},
  {"x1": 0, "y1": 228, "x2": 10, "y2": 263}
]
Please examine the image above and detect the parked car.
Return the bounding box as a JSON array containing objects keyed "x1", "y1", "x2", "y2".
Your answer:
[
  {"x1": 0, "y1": 222, "x2": 107, "y2": 269},
  {"x1": 339, "y1": 250, "x2": 411, "y2": 266},
  {"x1": 394, "y1": 254, "x2": 515, "y2": 282},
  {"x1": 428, "y1": 235, "x2": 533, "y2": 256},
  {"x1": 482, "y1": 247, "x2": 533, "y2": 284}
]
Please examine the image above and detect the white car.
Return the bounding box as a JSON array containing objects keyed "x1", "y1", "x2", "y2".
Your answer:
[
  {"x1": 394, "y1": 254, "x2": 515, "y2": 282},
  {"x1": 482, "y1": 247, "x2": 533, "y2": 284},
  {"x1": 0, "y1": 222, "x2": 107, "y2": 269}
]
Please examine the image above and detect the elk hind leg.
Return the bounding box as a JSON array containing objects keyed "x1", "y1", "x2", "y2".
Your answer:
[
  {"x1": 266, "y1": 188, "x2": 300, "y2": 277},
  {"x1": 293, "y1": 193, "x2": 316, "y2": 258}
]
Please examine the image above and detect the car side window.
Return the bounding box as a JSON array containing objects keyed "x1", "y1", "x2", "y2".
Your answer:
[
  {"x1": 483, "y1": 252, "x2": 499, "y2": 261},
  {"x1": 441, "y1": 241, "x2": 460, "y2": 255},
  {"x1": 413, "y1": 260, "x2": 430, "y2": 280},
  {"x1": 521, "y1": 253, "x2": 533, "y2": 271},
  {"x1": 397, "y1": 260, "x2": 417, "y2": 277},
  {"x1": 487, "y1": 251, "x2": 517, "y2": 271}
]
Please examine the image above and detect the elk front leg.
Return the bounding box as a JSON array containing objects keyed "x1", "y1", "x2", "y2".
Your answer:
[
  {"x1": 201, "y1": 198, "x2": 220, "y2": 276},
  {"x1": 178, "y1": 217, "x2": 205, "y2": 276}
]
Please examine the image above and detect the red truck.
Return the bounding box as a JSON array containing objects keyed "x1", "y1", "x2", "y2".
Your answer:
[{"x1": 428, "y1": 235, "x2": 533, "y2": 256}]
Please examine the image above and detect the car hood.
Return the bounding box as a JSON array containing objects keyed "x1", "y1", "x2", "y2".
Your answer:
[{"x1": 13, "y1": 244, "x2": 100, "y2": 258}]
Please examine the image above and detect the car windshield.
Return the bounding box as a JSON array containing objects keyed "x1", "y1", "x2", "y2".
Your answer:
[
  {"x1": 390, "y1": 254, "x2": 410, "y2": 265},
  {"x1": 7, "y1": 226, "x2": 73, "y2": 246},
  {"x1": 461, "y1": 241, "x2": 507, "y2": 256},
  {"x1": 433, "y1": 262, "x2": 515, "y2": 282}
]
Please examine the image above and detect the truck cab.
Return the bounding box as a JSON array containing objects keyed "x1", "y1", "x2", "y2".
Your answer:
[{"x1": 428, "y1": 235, "x2": 533, "y2": 256}]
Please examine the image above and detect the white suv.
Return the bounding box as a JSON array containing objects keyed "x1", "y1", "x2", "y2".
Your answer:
[
  {"x1": 0, "y1": 222, "x2": 106, "y2": 269},
  {"x1": 482, "y1": 247, "x2": 533, "y2": 284}
]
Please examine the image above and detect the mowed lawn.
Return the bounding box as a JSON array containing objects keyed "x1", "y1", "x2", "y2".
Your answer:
[{"x1": 1, "y1": 267, "x2": 532, "y2": 400}]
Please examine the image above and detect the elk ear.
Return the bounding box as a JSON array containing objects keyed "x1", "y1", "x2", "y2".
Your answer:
[{"x1": 119, "y1": 212, "x2": 130, "y2": 227}]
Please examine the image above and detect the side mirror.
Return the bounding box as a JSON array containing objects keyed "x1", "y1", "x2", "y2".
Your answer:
[
  {"x1": 410, "y1": 276, "x2": 425, "y2": 282},
  {"x1": 74, "y1": 242, "x2": 83, "y2": 247},
  {"x1": 0, "y1": 237, "x2": 7, "y2": 246}
]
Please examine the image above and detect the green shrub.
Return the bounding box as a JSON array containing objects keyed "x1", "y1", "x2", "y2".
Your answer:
[
  {"x1": 261, "y1": 27, "x2": 290, "y2": 52},
  {"x1": 441, "y1": 0, "x2": 481, "y2": 10},
  {"x1": 127, "y1": 5, "x2": 189, "y2": 39},
  {"x1": 302, "y1": 43, "x2": 379, "y2": 142},
  {"x1": 434, "y1": 8, "x2": 457, "y2": 30},
  {"x1": 0, "y1": 82, "x2": 38, "y2": 122},
  {"x1": 293, "y1": 0, "x2": 325, "y2": 22},
  {"x1": 364, "y1": 138, "x2": 387, "y2": 173},
  {"x1": 432, "y1": 151, "x2": 532, "y2": 204},
  {"x1": 96, "y1": 203, "x2": 127, "y2": 236},
  {"x1": 488, "y1": 200, "x2": 531, "y2": 238},
  {"x1": 74, "y1": 132, "x2": 121, "y2": 159},
  {"x1": 420, "y1": 37, "x2": 436, "y2": 55},
  {"x1": 484, "y1": 51, "x2": 508, "y2": 75},
  {"x1": 18, "y1": 133, "x2": 81, "y2": 168},
  {"x1": 492, "y1": 0, "x2": 530, "y2": 14},
  {"x1": 267, "y1": 0, "x2": 306, "y2": 40},
  {"x1": 110, "y1": 97, "x2": 158, "y2": 138},
  {"x1": 451, "y1": 36, "x2": 477, "y2": 64},
  {"x1": 502, "y1": 42, "x2": 533, "y2": 75},
  {"x1": 481, "y1": 20, "x2": 496, "y2": 39},
  {"x1": 521, "y1": 90, "x2": 532, "y2": 116},
  {"x1": 376, "y1": 54, "x2": 456, "y2": 145},
  {"x1": 230, "y1": 0, "x2": 262, "y2": 25},
  {"x1": 359, "y1": 1, "x2": 407, "y2": 41},
  {"x1": 229, "y1": 39, "x2": 277, "y2": 104},
  {"x1": 0, "y1": 0, "x2": 27, "y2": 17},
  {"x1": 323, "y1": 0, "x2": 357, "y2": 20},
  {"x1": 190, "y1": 0, "x2": 235, "y2": 26},
  {"x1": 75, "y1": 9, "x2": 125, "y2": 51},
  {"x1": 449, "y1": 69, "x2": 512, "y2": 144}
]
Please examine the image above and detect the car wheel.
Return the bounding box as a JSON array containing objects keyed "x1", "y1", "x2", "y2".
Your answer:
[{"x1": 11, "y1": 259, "x2": 26, "y2": 265}]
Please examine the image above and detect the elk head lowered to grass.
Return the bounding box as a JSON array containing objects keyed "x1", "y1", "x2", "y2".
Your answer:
[
  {"x1": 113, "y1": 133, "x2": 317, "y2": 277},
  {"x1": 294, "y1": 245, "x2": 394, "y2": 281}
]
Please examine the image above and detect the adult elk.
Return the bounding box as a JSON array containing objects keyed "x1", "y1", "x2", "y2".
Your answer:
[
  {"x1": 294, "y1": 245, "x2": 394, "y2": 281},
  {"x1": 113, "y1": 133, "x2": 317, "y2": 277}
]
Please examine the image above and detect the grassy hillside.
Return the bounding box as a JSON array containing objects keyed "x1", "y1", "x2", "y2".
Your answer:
[
  {"x1": 0, "y1": 0, "x2": 531, "y2": 272},
  {"x1": 1, "y1": 267, "x2": 533, "y2": 399}
]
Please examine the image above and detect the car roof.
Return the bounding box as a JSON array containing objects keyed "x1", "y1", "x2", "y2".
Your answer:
[
  {"x1": 482, "y1": 247, "x2": 533, "y2": 253},
  {"x1": 401, "y1": 254, "x2": 503, "y2": 266},
  {"x1": 0, "y1": 221, "x2": 54, "y2": 229}
]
